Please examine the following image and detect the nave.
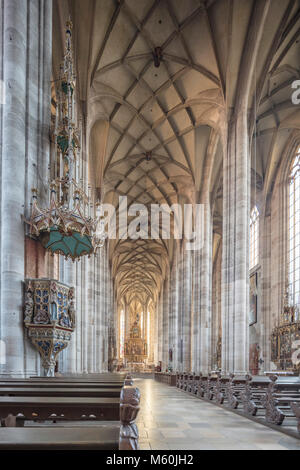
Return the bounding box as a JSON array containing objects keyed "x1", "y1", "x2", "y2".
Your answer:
[
  {"x1": 135, "y1": 377, "x2": 300, "y2": 451},
  {"x1": 1, "y1": 0, "x2": 300, "y2": 452},
  {"x1": 1, "y1": 373, "x2": 300, "y2": 451}
]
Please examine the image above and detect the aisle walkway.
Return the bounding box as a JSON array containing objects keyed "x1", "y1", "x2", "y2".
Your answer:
[{"x1": 134, "y1": 377, "x2": 300, "y2": 450}]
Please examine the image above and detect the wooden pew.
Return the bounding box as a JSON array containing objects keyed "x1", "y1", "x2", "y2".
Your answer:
[
  {"x1": 0, "y1": 427, "x2": 120, "y2": 449},
  {"x1": 182, "y1": 373, "x2": 189, "y2": 391},
  {"x1": 174, "y1": 369, "x2": 300, "y2": 436},
  {"x1": 0, "y1": 374, "x2": 134, "y2": 427},
  {"x1": 204, "y1": 373, "x2": 218, "y2": 400},
  {"x1": 190, "y1": 373, "x2": 199, "y2": 394},
  {"x1": 154, "y1": 372, "x2": 177, "y2": 386},
  {"x1": 0, "y1": 385, "x2": 141, "y2": 450},
  {"x1": 211, "y1": 372, "x2": 230, "y2": 405},
  {"x1": 0, "y1": 396, "x2": 120, "y2": 426},
  {"x1": 290, "y1": 402, "x2": 300, "y2": 433},
  {"x1": 0, "y1": 387, "x2": 121, "y2": 398},
  {"x1": 263, "y1": 375, "x2": 300, "y2": 425},
  {"x1": 176, "y1": 372, "x2": 184, "y2": 389},
  {"x1": 0, "y1": 381, "x2": 123, "y2": 389},
  {"x1": 0, "y1": 373, "x2": 129, "y2": 390},
  {"x1": 240, "y1": 375, "x2": 270, "y2": 416},
  {"x1": 223, "y1": 374, "x2": 246, "y2": 409},
  {"x1": 185, "y1": 373, "x2": 192, "y2": 392},
  {"x1": 191, "y1": 374, "x2": 201, "y2": 395},
  {"x1": 2, "y1": 377, "x2": 125, "y2": 384},
  {"x1": 196, "y1": 373, "x2": 207, "y2": 398}
]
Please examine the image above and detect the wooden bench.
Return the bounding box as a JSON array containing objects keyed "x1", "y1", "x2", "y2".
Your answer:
[
  {"x1": 176, "y1": 372, "x2": 183, "y2": 389},
  {"x1": 0, "y1": 396, "x2": 120, "y2": 426},
  {"x1": 225, "y1": 374, "x2": 246, "y2": 409},
  {"x1": 0, "y1": 427, "x2": 120, "y2": 450},
  {"x1": 174, "y1": 370, "x2": 300, "y2": 436},
  {"x1": 0, "y1": 381, "x2": 123, "y2": 389},
  {"x1": 210, "y1": 372, "x2": 230, "y2": 405},
  {"x1": 1, "y1": 375, "x2": 125, "y2": 384},
  {"x1": 0, "y1": 374, "x2": 134, "y2": 427},
  {"x1": 290, "y1": 402, "x2": 300, "y2": 433},
  {"x1": 239, "y1": 375, "x2": 270, "y2": 416},
  {"x1": 0, "y1": 384, "x2": 141, "y2": 450},
  {"x1": 154, "y1": 372, "x2": 177, "y2": 386},
  {"x1": 186, "y1": 372, "x2": 199, "y2": 395},
  {"x1": 263, "y1": 375, "x2": 300, "y2": 425},
  {"x1": 190, "y1": 374, "x2": 201, "y2": 395},
  {"x1": 0, "y1": 387, "x2": 121, "y2": 397},
  {"x1": 0, "y1": 373, "x2": 131, "y2": 390}
]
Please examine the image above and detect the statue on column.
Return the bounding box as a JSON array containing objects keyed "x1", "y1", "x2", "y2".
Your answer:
[
  {"x1": 68, "y1": 287, "x2": 76, "y2": 328},
  {"x1": 50, "y1": 281, "x2": 58, "y2": 321},
  {"x1": 24, "y1": 282, "x2": 34, "y2": 324}
]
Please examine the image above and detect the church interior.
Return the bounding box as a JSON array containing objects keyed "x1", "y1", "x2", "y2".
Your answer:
[{"x1": 1, "y1": 0, "x2": 300, "y2": 452}]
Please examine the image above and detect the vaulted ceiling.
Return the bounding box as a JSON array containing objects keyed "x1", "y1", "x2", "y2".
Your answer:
[{"x1": 53, "y1": 0, "x2": 300, "y2": 306}]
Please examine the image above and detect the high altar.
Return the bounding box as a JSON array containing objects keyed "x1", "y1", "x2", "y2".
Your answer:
[{"x1": 124, "y1": 321, "x2": 148, "y2": 365}]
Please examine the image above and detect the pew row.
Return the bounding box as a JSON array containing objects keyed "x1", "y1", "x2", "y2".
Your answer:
[
  {"x1": 0, "y1": 373, "x2": 132, "y2": 390},
  {"x1": 154, "y1": 372, "x2": 177, "y2": 386},
  {"x1": 0, "y1": 381, "x2": 124, "y2": 389},
  {"x1": 0, "y1": 374, "x2": 134, "y2": 426},
  {"x1": 0, "y1": 385, "x2": 141, "y2": 450},
  {"x1": 0, "y1": 387, "x2": 121, "y2": 397},
  {"x1": 0, "y1": 396, "x2": 120, "y2": 425},
  {"x1": 170, "y1": 371, "x2": 300, "y2": 436}
]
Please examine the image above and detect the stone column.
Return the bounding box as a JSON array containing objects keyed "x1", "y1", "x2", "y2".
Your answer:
[
  {"x1": 64, "y1": 259, "x2": 76, "y2": 373},
  {"x1": 102, "y1": 246, "x2": 109, "y2": 371},
  {"x1": 198, "y1": 191, "x2": 213, "y2": 373},
  {"x1": 211, "y1": 241, "x2": 222, "y2": 369},
  {"x1": 94, "y1": 250, "x2": 102, "y2": 373},
  {"x1": 221, "y1": 0, "x2": 270, "y2": 375},
  {"x1": 162, "y1": 277, "x2": 169, "y2": 371},
  {"x1": 87, "y1": 253, "x2": 95, "y2": 373},
  {"x1": 169, "y1": 248, "x2": 179, "y2": 371},
  {"x1": 0, "y1": 0, "x2": 52, "y2": 377},
  {"x1": 221, "y1": 111, "x2": 250, "y2": 374},
  {"x1": 153, "y1": 301, "x2": 159, "y2": 365},
  {"x1": 75, "y1": 258, "x2": 82, "y2": 373},
  {"x1": 260, "y1": 211, "x2": 272, "y2": 370},
  {"x1": 81, "y1": 257, "x2": 88, "y2": 373},
  {"x1": 124, "y1": 301, "x2": 130, "y2": 343},
  {"x1": 157, "y1": 287, "x2": 163, "y2": 366},
  {"x1": 182, "y1": 243, "x2": 192, "y2": 371},
  {"x1": 100, "y1": 248, "x2": 106, "y2": 371},
  {"x1": 176, "y1": 246, "x2": 184, "y2": 372}
]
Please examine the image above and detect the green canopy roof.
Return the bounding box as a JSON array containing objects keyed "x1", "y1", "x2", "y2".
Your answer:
[{"x1": 39, "y1": 227, "x2": 93, "y2": 261}]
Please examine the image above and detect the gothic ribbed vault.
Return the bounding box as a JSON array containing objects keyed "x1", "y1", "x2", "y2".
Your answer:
[{"x1": 52, "y1": 0, "x2": 300, "y2": 311}]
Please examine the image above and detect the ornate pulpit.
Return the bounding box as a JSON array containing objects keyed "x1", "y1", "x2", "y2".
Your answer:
[{"x1": 24, "y1": 279, "x2": 75, "y2": 376}]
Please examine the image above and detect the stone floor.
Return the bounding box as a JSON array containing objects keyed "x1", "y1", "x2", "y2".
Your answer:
[{"x1": 134, "y1": 377, "x2": 300, "y2": 450}]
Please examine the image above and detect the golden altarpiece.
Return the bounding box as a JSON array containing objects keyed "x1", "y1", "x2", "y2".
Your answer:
[
  {"x1": 124, "y1": 318, "x2": 148, "y2": 365},
  {"x1": 271, "y1": 290, "x2": 300, "y2": 371}
]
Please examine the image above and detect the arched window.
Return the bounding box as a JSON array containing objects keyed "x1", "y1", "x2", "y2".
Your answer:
[
  {"x1": 288, "y1": 149, "x2": 300, "y2": 308},
  {"x1": 250, "y1": 206, "x2": 259, "y2": 269}
]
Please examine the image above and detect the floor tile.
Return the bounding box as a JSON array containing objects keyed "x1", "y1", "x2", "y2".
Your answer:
[{"x1": 132, "y1": 377, "x2": 300, "y2": 451}]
